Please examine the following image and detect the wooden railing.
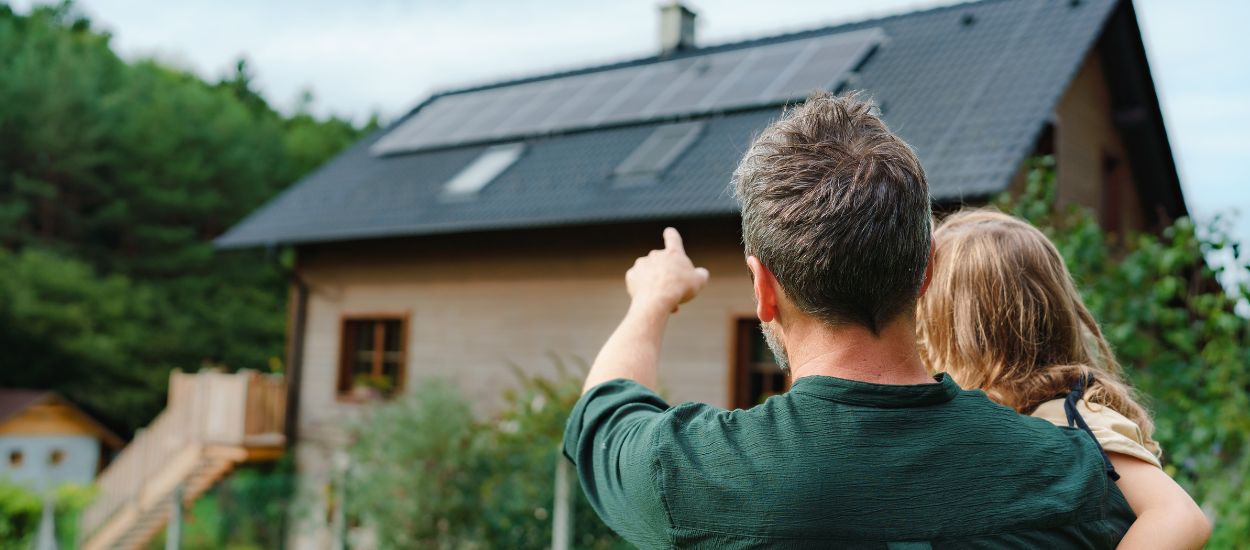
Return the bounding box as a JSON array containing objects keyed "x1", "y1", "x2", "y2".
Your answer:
[{"x1": 80, "y1": 369, "x2": 285, "y2": 543}]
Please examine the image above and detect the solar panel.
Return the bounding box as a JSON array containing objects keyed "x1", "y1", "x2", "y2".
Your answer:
[
  {"x1": 595, "y1": 62, "x2": 687, "y2": 122},
  {"x1": 647, "y1": 51, "x2": 750, "y2": 115},
  {"x1": 707, "y1": 43, "x2": 807, "y2": 107},
  {"x1": 372, "y1": 27, "x2": 884, "y2": 156},
  {"x1": 540, "y1": 70, "x2": 637, "y2": 130},
  {"x1": 771, "y1": 33, "x2": 882, "y2": 100},
  {"x1": 492, "y1": 80, "x2": 577, "y2": 137}
]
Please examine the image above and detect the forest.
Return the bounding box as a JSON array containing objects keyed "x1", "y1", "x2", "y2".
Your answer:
[{"x1": 0, "y1": 3, "x2": 372, "y2": 435}]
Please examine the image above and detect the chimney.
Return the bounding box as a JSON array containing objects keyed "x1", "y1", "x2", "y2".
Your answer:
[{"x1": 659, "y1": 2, "x2": 697, "y2": 55}]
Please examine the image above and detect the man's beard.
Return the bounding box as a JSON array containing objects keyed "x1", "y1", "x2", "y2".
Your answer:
[{"x1": 759, "y1": 321, "x2": 790, "y2": 377}]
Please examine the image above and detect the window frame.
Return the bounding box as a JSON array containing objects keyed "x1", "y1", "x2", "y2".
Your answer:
[
  {"x1": 1101, "y1": 150, "x2": 1126, "y2": 234},
  {"x1": 336, "y1": 313, "x2": 409, "y2": 401},
  {"x1": 727, "y1": 316, "x2": 791, "y2": 410}
]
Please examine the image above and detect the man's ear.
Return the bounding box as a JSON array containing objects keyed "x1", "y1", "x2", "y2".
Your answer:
[
  {"x1": 918, "y1": 238, "x2": 935, "y2": 297},
  {"x1": 746, "y1": 256, "x2": 780, "y2": 323}
]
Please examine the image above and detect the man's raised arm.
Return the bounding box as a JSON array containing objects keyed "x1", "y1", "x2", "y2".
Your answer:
[{"x1": 581, "y1": 227, "x2": 710, "y2": 393}]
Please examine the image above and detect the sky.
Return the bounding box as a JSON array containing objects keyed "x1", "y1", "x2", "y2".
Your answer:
[{"x1": 9, "y1": 0, "x2": 1250, "y2": 251}]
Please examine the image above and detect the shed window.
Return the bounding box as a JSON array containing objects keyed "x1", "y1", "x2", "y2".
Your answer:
[
  {"x1": 441, "y1": 143, "x2": 525, "y2": 199},
  {"x1": 338, "y1": 317, "x2": 407, "y2": 399},
  {"x1": 8, "y1": 450, "x2": 22, "y2": 468},
  {"x1": 49, "y1": 449, "x2": 65, "y2": 466}
]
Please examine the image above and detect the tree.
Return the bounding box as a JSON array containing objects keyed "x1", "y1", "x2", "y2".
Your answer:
[{"x1": 0, "y1": 3, "x2": 369, "y2": 433}]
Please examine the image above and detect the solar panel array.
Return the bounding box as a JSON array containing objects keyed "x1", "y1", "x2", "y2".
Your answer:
[{"x1": 372, "y1": 27, "x2": 884, "y2": 156}]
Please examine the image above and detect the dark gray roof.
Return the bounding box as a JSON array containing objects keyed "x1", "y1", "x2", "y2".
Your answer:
[{"x1": 218, "y1": 0, "x2": 1122, "y2": 248}]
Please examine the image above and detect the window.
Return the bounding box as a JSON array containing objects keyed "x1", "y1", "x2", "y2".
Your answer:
[
  {"x1": 49, "y1": 449, "x2": 65, "y2": 466},
  {"x1": 1101, "y1": 152, "x2": 1125, "y2": 233},
  {"x1": 8, "y1": 449, "x2": 22, "y2": 468},
  {"x1": 731, "y1": 318, "x2": 790, "y2": 410},
  {"x1": 441, "y1": 143, "x2": 525, "y2": 200},
  {"x1": 338, "y1": 317, "x2": 407, "y2": 400},
  {"x1": 613, "y1": 121, "x2": 704, "y2": 187}
]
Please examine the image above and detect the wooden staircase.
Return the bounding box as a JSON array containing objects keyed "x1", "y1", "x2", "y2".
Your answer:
[{"x1": 80, "y1": 370, "x2": 286, "y2": 550}]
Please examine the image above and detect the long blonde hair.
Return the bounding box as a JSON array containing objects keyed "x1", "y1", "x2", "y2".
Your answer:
[{"x1": 916, "y1": 210, "x2": 1153, "y2": 436}]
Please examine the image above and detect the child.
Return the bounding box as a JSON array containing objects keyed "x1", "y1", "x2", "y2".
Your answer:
[{"x1": 916, "y1": 210, "x2": 1211, "y2": 549}]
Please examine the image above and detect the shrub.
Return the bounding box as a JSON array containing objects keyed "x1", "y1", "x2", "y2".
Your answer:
[
  {"x1": 346, "y1": 361, "x2": 625, "y2": 549},
  {"x1": 170, "y1": 458, "x2": 296, "y2": 549},
  {"x1": 0, "y1": 481, "x2": 93, "y2": 549}
]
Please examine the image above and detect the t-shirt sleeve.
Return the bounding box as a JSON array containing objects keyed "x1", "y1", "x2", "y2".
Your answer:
[
  {"x1": 1032, "y1": 398, "x2": 1163, "y2": 469},
  {"x1": 563, "y1": 379, "x2": 673, "y2": 547}
]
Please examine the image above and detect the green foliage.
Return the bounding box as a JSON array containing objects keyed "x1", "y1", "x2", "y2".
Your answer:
[
  {"x1": 349, "y1": 379, "x2": 480, "y2": 548},
  {"x1": 0, "y1": 248, "x2": 166, "y2": 428},
  {"x1": 143, "y1": 458, "x2": 296, "y2": 550},
  {"x1": 0, "y1": 3, "x2": 367, "y2": 433},
  {"x1": 0, "y1": 481, "x2": 39, "y2": 546},
  {"x1": 0, "y1": 481, "x2": 93, "y2": 549},
  {"x1": 997, "y1": 157, "x2": 1250, "y2": 546},
  {"x1": 473, "y1": 363, "x2": 626, "y2": 549},
  {"x1": 347, "y1": 363, "x2": 625, "y2": 549}
]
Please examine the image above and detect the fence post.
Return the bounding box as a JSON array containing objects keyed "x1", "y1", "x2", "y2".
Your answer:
[
  {"x1": 330, "y1": 451, "x2": 350, "y2": 550},
  {"x1": 35, "y1": 491, "x2": 58, "y2": 550},
  {"x1": 552, "y1": 450, "x2": 574, "y2": 550},
  {"x1": 165, "y1": 483, "x2": 183, "y2": 550}
]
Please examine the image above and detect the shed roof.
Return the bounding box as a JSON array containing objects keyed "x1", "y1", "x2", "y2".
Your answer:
[
  {"x1": 0, "y1": 389, "x2": 49, "y2": 425},
  {"x1": 0, "y1": 390, "x2": 124, "y2": 449},
  {"x1": 217, "y1": 0, "x2": 1150, "y2": 248}
]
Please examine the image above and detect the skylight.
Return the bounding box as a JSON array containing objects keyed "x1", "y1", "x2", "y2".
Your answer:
[
  {"x1": 613, "y1": 121, "x2": 704, "y2": 186},
  {"x1": 441, "y1": 143, "x2": 525, "y2": 199}
]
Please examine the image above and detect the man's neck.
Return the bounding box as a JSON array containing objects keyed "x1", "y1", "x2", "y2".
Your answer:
[{"x1": 785, "y1": 315, "x2": 934, "y2": 386}]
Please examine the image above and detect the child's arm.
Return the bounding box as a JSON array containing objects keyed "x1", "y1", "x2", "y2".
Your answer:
[{"x1": 1112, "y1": 453, "x2": 1211, "y2": 549}]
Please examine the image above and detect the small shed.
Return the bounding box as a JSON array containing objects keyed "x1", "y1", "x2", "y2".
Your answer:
[{"x1": 0, "y1": 390, "x2": 123, "y2": 491}]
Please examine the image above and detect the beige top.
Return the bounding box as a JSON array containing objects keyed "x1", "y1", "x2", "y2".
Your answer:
[{"x1": 1032, "y1": 398, "x2": 1163, "y2": 469}]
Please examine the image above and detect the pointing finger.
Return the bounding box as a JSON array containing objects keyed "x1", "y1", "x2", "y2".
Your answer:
[{"x1": 663, "y1": 227, "x2": 684, "y2": 253}]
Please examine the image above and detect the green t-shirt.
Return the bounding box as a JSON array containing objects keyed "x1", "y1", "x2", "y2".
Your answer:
[{"x1": 563, "y1": 375, "x2": 1134, "y2": 549}]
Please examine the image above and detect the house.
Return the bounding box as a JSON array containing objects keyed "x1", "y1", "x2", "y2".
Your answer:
[
  {"x1": 216, "y1": 0, "x2": 1185, "y2": 544},
  {"x1": 0, "y1": 390, "x2": 123, "y2": 492}
]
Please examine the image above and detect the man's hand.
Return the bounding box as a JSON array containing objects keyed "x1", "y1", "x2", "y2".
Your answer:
[
  {"x1": 626, "y1": 228, "x2": 710, "y2": 313},
  {"x1": 582, "y1": 228, "x2": 710, "y2": 393}
]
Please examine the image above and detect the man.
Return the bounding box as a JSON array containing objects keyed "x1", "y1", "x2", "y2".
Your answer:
[{"x1": 562, "y1": 92, "x2": 1135, "y2": 548}]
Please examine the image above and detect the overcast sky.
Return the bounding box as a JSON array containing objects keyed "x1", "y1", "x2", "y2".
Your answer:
[{"x1": 11, "y1": 0, "x2": 1250, "y2": 249}]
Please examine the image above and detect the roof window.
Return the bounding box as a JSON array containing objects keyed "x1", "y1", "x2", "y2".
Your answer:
[
  {"x1": 613, "y1": 121, "x2": 704, "y2": 186},
  {"x1": 441, "y1": 143, "x2": 525, "y2": 200}
]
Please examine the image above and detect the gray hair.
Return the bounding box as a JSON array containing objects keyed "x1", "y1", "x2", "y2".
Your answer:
[{"x1": 732, "y1": 91, "x2": 932, "y2": 333}]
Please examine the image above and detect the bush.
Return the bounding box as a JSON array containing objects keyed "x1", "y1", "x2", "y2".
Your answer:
[
  {"x1": 347, "y1": 378, "x2": 480, "y2": 548},
  {"x1": 346, "y1": 360, "x2": 625, "y2": 549},
  {"x1": 0, "y1": 481, "x2": 93, "y2": 549},
  {"x1": 163, "y1": 458, "x2": 296, "y2": 550},
  {"x1": 998, "y1": 157, "x2": 1250, "y2": 546}
]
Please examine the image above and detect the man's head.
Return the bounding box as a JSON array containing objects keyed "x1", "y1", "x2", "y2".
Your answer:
[{"x1": 733, "y1": 91, "x2": 931, "y2": 365}]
